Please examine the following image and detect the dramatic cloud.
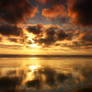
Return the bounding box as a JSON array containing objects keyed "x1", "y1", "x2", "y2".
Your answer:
[
  {"x1": 42, "y1": 4, "x2": 66, "y2": 19},
  {"x1": 68, "y1": 0, "x2": 92, "y2": 26},
  {"x1": 37, "y1": 29, "x2": 56, "y2": 46},
  {"x1": 78, "y1": 30, "x2": 92, "y2": 42},
  {"x1": 0, "y1": 25, "x2": 22, "y2": 36},
  {"x1": 64, "y1": 29, "x2": 92, "y2": 48},
  {"x1": 0, "y1": 23, "x2": 91, "y2": 49},
  {"x1": 25, "y1": 24, "x2": 68, "y2": 46},
  {"x1": 56, "y1": 29, "x2": 68, "y2": 40},
  {"x1": 0, "y1": 0, "x2": 38, "y2": 24},
  {"x1": 27, "y1": 24, "x2": 43, "y2": 34},
  {"x1": 0, "y1": 24, "x2": 68, "y2": 47}
]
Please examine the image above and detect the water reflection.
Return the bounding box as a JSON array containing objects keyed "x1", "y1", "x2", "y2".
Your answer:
[
  {"x1": 0, "y1": 57, "x2": 92, "y2": 92},
  {"x1": 72, "y1": 87, "x2": 92, "y2": 92},
  {"x1": 25, "y1": 66, "x2": 71, "y2": 89}
]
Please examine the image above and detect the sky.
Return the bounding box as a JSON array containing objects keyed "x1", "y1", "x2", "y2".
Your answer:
[{"x1": 0, "y1": 0, "x2": 92, "y2": 55}]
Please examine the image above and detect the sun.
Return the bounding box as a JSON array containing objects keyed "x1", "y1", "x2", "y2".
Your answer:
[
  {"x1": 29, "y1": 44, "x2": 39, "y2": 48},
  {"x1": 23, "y1": 31, "x2": 41, "y2": 48},
  {"x1": 27, "y1": 36, "x2": 41, "y2": 48}
]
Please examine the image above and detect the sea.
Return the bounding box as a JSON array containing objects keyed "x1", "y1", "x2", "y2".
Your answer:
[{"x1": 0, "y1": 55, "x2": 92, "y2": 92}]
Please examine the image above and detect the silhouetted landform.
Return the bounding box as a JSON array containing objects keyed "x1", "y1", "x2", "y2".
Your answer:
[{"x1": 0, "y1": 54, "x2": 92, "y2": 58}]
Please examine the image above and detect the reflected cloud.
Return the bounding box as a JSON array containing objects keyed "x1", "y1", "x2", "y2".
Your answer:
[
  {"x1": 0, "y1": 76, "x2": 22, "y2": 92},
  {"x1": 0, "y1": 59, "x2": 92, "y2": 92},
  {"x1": 72, "y1": 87, "x2": 92, "y2": 92},
  {"x1": 25, "y1": 66, "x2": 71, "y2": 89},
  {"x1": 29, "y1": 65, "x2": 41, "y2": 72}
]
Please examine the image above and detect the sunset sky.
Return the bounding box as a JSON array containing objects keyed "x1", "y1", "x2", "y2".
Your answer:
[{"x1": 0, "y1": 0, "x2": 92, "y2": 55}]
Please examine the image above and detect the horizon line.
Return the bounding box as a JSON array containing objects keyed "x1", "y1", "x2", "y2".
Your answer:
[{"x1": 0, "y1": 54, "x2": 92, "y2": 58}]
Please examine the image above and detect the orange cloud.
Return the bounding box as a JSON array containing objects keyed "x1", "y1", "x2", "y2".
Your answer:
[
  {"x1": 36, "y1": 0, "x2": 47, "y2": 4},
  {"x1": 68, "y1": 0, "x2": 92, "y2": 26},
  {"x1": 0, "y1": 0, "x2": 38, "y2": 24},
  {"x1": 78, "y1": 30, "x2": 92, "y2": 42},
  {"x1": 37, "y1": 0, "x2": 67, "y2": 5},
  {"x1": 42, "y1": 4, "x2": 66, "y2": 19}
]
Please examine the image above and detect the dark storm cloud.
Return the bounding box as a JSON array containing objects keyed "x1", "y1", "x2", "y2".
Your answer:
[
  {"x1": 35, "y1": 26, "x2": 68, "y2": 46},
  {"x1": 0, "y1": 25, "x2": 22, "y2": 36},
  {"x1": 38, "y1": 28, "x2": 56, "y2": 45},
  {"x1": 56, "y1": 29, "x2": 68, "y2": 40},
  {"x1": 37, "y1": 38, "x2": 56, "y2": 47},
  {"x1": 68, "y1": 0, "x2": 92, "y2": 26},
  {"x1": 0, "y1": 0, "x2": 38, "y2": 24},
  {"x1": 26, "y1": 66, "x2": 71, "y2": 89},
  {"x1": 25, "y1": 24, "x2": 68, "y2": 46},
  {"x1": 27, "y1": 24, "x2": 43, "y2": 34}
]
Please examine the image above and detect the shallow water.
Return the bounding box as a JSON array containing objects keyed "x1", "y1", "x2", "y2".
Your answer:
[{"x1": 0, "y1": 57, "x2": 92, "y2": 92}]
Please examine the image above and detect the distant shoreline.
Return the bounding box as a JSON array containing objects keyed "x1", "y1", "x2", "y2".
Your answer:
[{"x1": 0, "y1": 54, "x2": 92, "y2": 58}]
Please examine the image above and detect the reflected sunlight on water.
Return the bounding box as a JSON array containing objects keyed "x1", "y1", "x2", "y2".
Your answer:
[
  {"x1": 29, "y1": 65, "x2": 41, "y2": 72},
  {"x1": 0, "y1": 57, "x2": 92, "y2": 92}
]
